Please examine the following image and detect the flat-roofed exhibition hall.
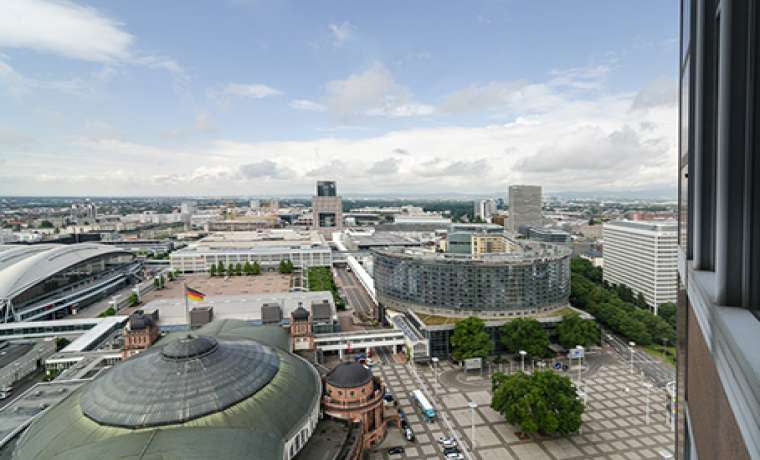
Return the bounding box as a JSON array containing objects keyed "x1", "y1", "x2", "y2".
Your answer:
[
  {"x1": 373, "y1": 241, "x2": 572, "y2": 318},
  {"x1": 11, "y1": 320, "x2": 322, "y2": 460},
  {"x1": 0, "y1": 244, "x2": 139, "y2": 323}
]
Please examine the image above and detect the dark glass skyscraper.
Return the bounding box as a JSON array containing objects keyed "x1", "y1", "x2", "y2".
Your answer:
[{"x1": 678, "y1": 1, "x2": 758, "y2": 458}]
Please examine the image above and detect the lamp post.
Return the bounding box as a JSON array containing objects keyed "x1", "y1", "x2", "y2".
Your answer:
[
  {"x1": 431, "y1": 357, "x2": 439, "y2": 393},
  {"x1": 519, "y1": 350, "x2": 527, "y2": 373},
  {"x1": 576, "y1": 345, "x2": 584, "y2": 385},
  {"x1": 628, "y1": 341, "x2": 636, "y2": 374},
  {"x1": 467, "y1": 401, "x2": 477, "y2": 450},
  {"x1": 645, "y1": 383, "x2": 653, "y2": 424}
]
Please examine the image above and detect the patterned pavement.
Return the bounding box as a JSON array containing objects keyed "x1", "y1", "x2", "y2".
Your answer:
[{"x1": 368, "y1": 350, "x2": 675, "y2": 460}]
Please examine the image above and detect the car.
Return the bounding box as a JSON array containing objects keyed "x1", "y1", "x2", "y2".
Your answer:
[
  {"x1": 437, "y1": 436, "x2": 455, "y2": 445},
  {"x1": 443, "y1": 446, "x2": 460, "y2": 455},
  {"x1": 383, "y1": 393, "x2": 395, "y2": 402},
  {"x1": 387, "y1": 446, "x2": 404, "y2": 455},
  {"x1": 404, "y1": 426, "x2": 415, "y2": 442},
  {"x1": 441, "y1": 439, "x2": 457, "y2": 449},
  {"x1": 445, "y1": 453, "x2": 464, "y2": 459}
]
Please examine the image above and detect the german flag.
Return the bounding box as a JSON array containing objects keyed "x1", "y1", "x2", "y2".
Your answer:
[{"x1": 186, "y1": 286, "x2": 206, "y2": 302}]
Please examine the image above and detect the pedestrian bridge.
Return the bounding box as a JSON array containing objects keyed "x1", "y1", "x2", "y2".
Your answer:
[{"x1": 313, "y1": 329, "x2": 406, "y2": 356}]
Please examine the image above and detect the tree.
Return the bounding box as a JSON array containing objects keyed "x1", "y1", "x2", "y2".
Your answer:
[
  {"x1": 658, "y1": 302, "x2": 677, "y2": 329},
  {"x1": 235, "y1": 263, "x2": 243, "y2": 276},
  {"x1": 217, "y1": 261, "x2": 225, "y2": 275},
  {"x1": 154, "y1": 277, "x2": 161, "y2": 289},
  {"x1": 227, "y1": 263, "x2": 235, "y2": 277},
  {"x1": 635, "y1": 292, "x2": 648, "y2": 309},
  {"x1": 491, "y1": 370, "x2": 584, "y2": 436},
  {"x1": 500, "y1": 318, "x2": 550, "y2": 358},
  {"x1": 243, "y1": 261, "x2": 253, "y2": 276},
  {"x1": 38, "y1": 220, "x2": 54, "y2": 229},
  {"x1": 286, "y1": 260, "x2": 295, "y2": 272},
  {"x1": 279, "y1": 260, "x2": 287, "y2": 273},
  {"x1": 450, "y1": 317, "x2": 494, "y2": 361},
  {"x1": 252, "y1": 261, "x2": 261, "y2": 275},
  {"x1": 209, "y1": 264, "x2": 217, "y2": 277},
  {"x1": 55, "y1": 337, "x2": 71, "y2": 351},
  {"x1": 128, "y1": 292, "x2": 139, "y2": 307},
  {"x1": 556, "y1": 313, "x2": 600, "y2": 349}
]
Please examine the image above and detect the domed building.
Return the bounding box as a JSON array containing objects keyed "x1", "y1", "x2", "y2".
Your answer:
[
  {"x1": 322, "y1": 361, "x2": 388, "y2": 448},
  {"x1": 12, "y1": 320, "x2": 322, "y2": 460}
]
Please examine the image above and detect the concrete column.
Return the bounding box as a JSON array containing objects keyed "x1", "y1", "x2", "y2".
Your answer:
[{"x1": 338, "y1": 349, "x2": 344, "y2": 359}]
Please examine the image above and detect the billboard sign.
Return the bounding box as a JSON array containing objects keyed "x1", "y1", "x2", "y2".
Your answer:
[{"x1": 464, "y1": 357, "x2": 483, "y2": 370}]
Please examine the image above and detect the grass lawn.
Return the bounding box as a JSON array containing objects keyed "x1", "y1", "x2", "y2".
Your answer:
[{"x1": 643, "y1": 344, "x2": 676, "y2": 367}]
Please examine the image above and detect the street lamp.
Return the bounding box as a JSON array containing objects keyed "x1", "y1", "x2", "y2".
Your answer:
[
  {"x1": 519, "y1": 350, "x2": 527, "y2": 373},
  {"x1": 644, "y1": 383, "x2": 653, "y2": 424},
  {"x1": 431, "y1": 357, "x2": 440, "y2": 392},
  {"x1": 576, "y1": 345, "x2": 584, "y2": 385},
  {"x1": 467, "y1": 401, "x2": 477, "y2": 450},
  {"x1": 628, "y1": 341, "x2": 636, "y2": 374}
]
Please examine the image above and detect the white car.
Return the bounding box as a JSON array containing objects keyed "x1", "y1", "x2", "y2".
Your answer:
[
  {"x1": 437, "y1": 436, "x2": 454, "y2": 445},
  {"x1": 445, "y1": 453, "x2": 464, "y2": 460}
]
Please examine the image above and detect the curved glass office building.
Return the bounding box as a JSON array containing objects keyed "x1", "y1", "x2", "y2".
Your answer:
[{"x1": 373, "y1": 242, "x2": 571, "y2": 317}]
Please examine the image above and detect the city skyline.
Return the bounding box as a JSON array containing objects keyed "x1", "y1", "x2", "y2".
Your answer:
[{"x1": 1, "y1": 0, "x2": 677, "y2": 196}]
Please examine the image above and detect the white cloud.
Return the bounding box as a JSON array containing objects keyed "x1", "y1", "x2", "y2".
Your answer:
[
  {"x1": 328, "y1": 21, "x2": 355, "y2": 45},
  {"x1": 325, "y1": 62, "x2": 432, "y2": 119},
  {"x1": 0, "y1": 0, "x2": 133, "y2": 62},
  {"x1": 290, "y1": 99, "x2": 326, "y2": 112},
  {"x1": 631, "y1": 77, "x2": 677, "y2": 110},
  {"x1": 0, "y1": 72, "x2": 677, "y2": 196},
  {"x1": 210, "y1": 83, "x2": 282, "y2": 103},
  {"x1": 0, "y1": 0, "x2": 183, "y2": 78},
  {"x1": 366, "y1": 158, "x2": 400, "y2": 175}
]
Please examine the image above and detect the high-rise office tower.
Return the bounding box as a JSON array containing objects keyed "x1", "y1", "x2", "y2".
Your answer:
[
  {"x1": 474, "y1": 199, "x2": 497, "y2": 222},
  {"x1": 312, "y1": 181, "x2": 343, "y2": 231},
  {"x1": 678, "y1": 1, "x2": 759, "y2": 458},
  {"x1": 507, "y1": 185, "x2": 542, "y2": 233},
  {"x1": 602, "y1": 220, "x2": 678, "y2": 314}
]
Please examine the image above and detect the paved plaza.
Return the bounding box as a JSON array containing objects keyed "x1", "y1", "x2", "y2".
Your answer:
[{"x1": 369, "y1": 350, "x2": 674, "y2": 460}]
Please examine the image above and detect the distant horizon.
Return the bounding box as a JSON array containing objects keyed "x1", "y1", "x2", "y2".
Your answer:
[{"x1": 0, "y1": 187, "x2": 678, "y2": 202}]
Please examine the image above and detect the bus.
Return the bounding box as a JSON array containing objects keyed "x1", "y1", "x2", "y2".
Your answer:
[{"x1": 411, "y1": 389, "x2": 436, "y2": 421}]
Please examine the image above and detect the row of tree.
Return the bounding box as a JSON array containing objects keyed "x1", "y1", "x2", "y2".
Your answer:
[
  {"x1": 450, "y1": 314, "x2": 601, "y2": 362},
  {"x1": 307, "y1": 267, "x2": 346, "y2": 310},
  {"x1": 570, "y1": 257, "x2": 675, "y2": 346},
  {"x1": 209, "y1": 260, "x2": 262, "y2": 277}
]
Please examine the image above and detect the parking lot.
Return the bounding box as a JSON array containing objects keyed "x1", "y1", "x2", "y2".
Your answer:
[{"x1": 368, "y1": 348, "x2": 675, "y2": 460}]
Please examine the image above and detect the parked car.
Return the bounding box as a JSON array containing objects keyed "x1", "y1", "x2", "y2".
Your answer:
[
  {"x1": 445, "y1": 453, "x2": 464, "y2": 459},
  {"x1": 437, "y1": 436, "x2": 455, "y2": 445},
  {"x1": 443, "y1": 446, "x2": 460, "y2": 455},
  {"x1": 388, "y1": 446, "x2": 404, "y2": 455}
]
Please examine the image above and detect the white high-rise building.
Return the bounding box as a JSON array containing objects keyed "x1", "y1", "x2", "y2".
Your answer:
[
  {"x1": 602, "y1": 220, "x2": 678, "y2": 314},
  {"x1": 474, "y1": 199, "x2": 497, "y2": 222}
]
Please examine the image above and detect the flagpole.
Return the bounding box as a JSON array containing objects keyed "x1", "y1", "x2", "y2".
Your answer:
[{"x1": 184, "y1": 282, "x2": 190, "y2": 331}]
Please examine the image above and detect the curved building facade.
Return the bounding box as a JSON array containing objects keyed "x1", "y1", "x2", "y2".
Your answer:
[
  {"x1": 12, "y1": 320, "x2": 321, "y2": 460},
  {"x1": 322, "y1": 361, "x2": 387, "y2": 448},
  {"x1": 0, "y1": 244, "x2": 139, "y2": 322},
  {"x1": 373, "y1": 242, "x2": 571, "y2": 318}
]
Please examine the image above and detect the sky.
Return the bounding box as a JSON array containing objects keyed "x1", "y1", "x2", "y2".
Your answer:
[{"x1": 0, "y1": 0, "x2": 679, "y2": 197}]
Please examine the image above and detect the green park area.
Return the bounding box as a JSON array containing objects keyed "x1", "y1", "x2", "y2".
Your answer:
[{"x1": 307, "y1": 267, "x2": 346, "y2": 310}]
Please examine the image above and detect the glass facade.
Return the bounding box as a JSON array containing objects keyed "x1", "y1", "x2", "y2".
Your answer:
[{"x1": 373, "y1": 247, "x2": 571, "y2": 314}]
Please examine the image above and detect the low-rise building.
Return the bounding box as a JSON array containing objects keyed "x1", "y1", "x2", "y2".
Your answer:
[
  {"x1": 170, "y1": 229, "x2": 332, "y2": 273},
  {"x1": 322, "y1": 361, "x2": 388, "y2": 449},
  {"x1": 122, "y1": 309, "x2": 160, "y2": 359}
]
